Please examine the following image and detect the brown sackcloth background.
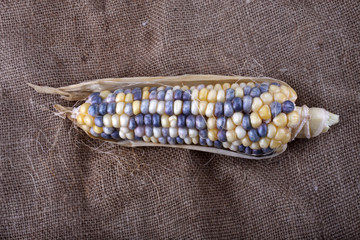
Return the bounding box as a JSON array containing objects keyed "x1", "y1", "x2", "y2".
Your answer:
[{"x1": 1, "y1": 1, "x2": 359, "y2": 239}]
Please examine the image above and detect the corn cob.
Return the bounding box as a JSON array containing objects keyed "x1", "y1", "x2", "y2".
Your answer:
[{"x1": 29, "y1": 75, "x2": 339, "y2": 159}]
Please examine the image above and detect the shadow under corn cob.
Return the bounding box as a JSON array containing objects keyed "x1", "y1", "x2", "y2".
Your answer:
[{"x1": 29, "y1": 75, "x2": 339, "y2": 159}]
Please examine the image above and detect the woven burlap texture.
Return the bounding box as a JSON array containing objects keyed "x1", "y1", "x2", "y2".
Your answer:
[{"x1": 1, "y1": 1, "x2": 359, "y2": 239}]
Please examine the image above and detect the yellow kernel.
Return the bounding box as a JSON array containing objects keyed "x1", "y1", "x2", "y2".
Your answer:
[
  {"x1": 199, "y1": 88, "x2": 209, "y2": 101},
  {"x1": 207, "y1": 89, "x2": 217, "y2": 102},
  {"x1": 150, "y1": 136, "x2": 158, "y2": 143},
  {"x1": 93, "y1": 125, "x2": 103, "y2": 134},
  {"x1": 214, "y1": 84, "x2": 222, "y2": 90},
  {"x1": 161, "y1": 115, "x2": 170, "y2": 128},
  {"x1": 250, "y1": 112, "x2": 262, "y2": 128},
  {"x1": 287, "y1": 111, "x2": 300, "y2": 128},
  {"x1": 116, "y1": 92, "x2": 125, "y2": 102},
  {"x1": 76, "y1": 113, "x2": 86, "y2": 125},
  {"x1": 84, "y1": 115, "x2": 95, "y2": 127},
  {"x1": 79, "y1": 103, "x2": 91, "y2": 114},
  {"x1": 207, "y1": 117, "x2": 216, "y2": 129},
  {"x1": 181, "y1": 85, "x2": 189, "y2": 90},
  {"x1": 133, "y1": 101, "x2": 141, "y2": 115},
  {"x1": 116, "y1": 102, "x2": 125, "y2": 114},
  {"x1": 103, "y1": 114, "x2": 113, "y2": 128},
  {"x1": 251, "y1": 97, "x2": 263, "y2": 112},
  {"x1": 226, "y1": 118, "x2": 236, "y2": 130},
  {"x1": 283, "y1": 131, "x2": 292, "y2": 144},
  {"x1": 235, "y1": 87, "x2": 244, "y2": 98},
  {"x1": 143, "y1": 136, "x2": 150, "y2": 142},
  {"x1": 142, "y1": 90, "x2": 149, "y2": 99},
  {"x1": 280, "y1": 85, "x2": 290, "y2": 98},
  {"x1": 270, "y1": 139, "x2": 282, "y2": 149},
  {"x1": 274, "y1": 92, "x2": 287, "y2": 103},
  {"x1": 258, "y1": 105, "x2": 271, "y2": 120},
  {"x1": 208, "y1": 129, "x2": 218, "y2": 141},
  {"x1": 217, "y1": 89, "x2": 225, "y2": 102},
  {"x1": 247, "y1": 82, "x2": 256, "y2": 88},
  {"x1": 81, "y1": 125, "x2": 90, "y2": 132},
  {"x1": 222, "y1": 83, "x2": 231, "y2": 90},
  {"x1": 226, "y1": 130, "x2": 237, "y2": 142},
  {"x1": 143, "y1": 87, "x2": 149, "y2": 91},
  {"x1": 100, "y1": 90, "x2": 111, "y2": 99},
  {"x1": 273, "y1": 113, "x2": 287, "y2": 127},
  {"x1": 206, "y1": 84, "x2": 213, "y2": 89},
  {"x1": 260, "y1": 92, "x2": 273, "y2": 105},
  {"x1": 192, "y1": 137, "x2": 199, "y2": 144},
  {"x1": 125, "y1": 93, "x2": 133, "y2": 103},
  {"x1": 289, "y1": 88, "x2": 298, "y2": 102},
  {"x1": 250, "y1": 142, "x2": 260, "y2": 150},
  {"x1": 241, "y1": 136, "x2": 252, "y2": 147},
  {"x1": 267, "y1": 123, "x2": 277, "y2": 138},
  {"x1": 199, "y1": 101, "x2": 207, "y2": 115},
  {"x1": 274, "y1": 127, "x2": 287, "y2": 142},
  {"x1": 269, "y1": 85, "x2": 280, "y2": 94},
  {"x1": 231, "y1": 83, "x2": 239, "y2": 89},
  {"x1": 259, "y1": 137, "x2": 270, "y2": 148},
  {"x1": 191, "y1": 89, "x2": 199, "y2": 101}
]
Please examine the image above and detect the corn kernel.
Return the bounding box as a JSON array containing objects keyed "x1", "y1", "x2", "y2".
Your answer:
[
  {"x1": 267, "y1": 123, "x2": 277, "y2": 138},
  {"x1": 208, "y1": 129, "x2": 218, "y2": 141},
  {"x1": 273, "y1": 113, "x2": 287, "y2": 127},
  {"x1": 79, "y1": 103, "x2": 91, "y2": 114},
  {"x1": 222, "y1": 83, "x2": 231, "y2": 89},
  {"x1": 81, "y1": 125, "x2": 90, "y2": 132},
  {"x1": 289, "y1": 88, "x2": 297, "y2": 102},
  {"x1": 232, "y1": 112, "x2": 244, "y2": 125},
  {"x1": 120, "y1": 114, "x2": 130, "y2": 127},
  {"x1": 250, "y1": 112, "x2": 262, "y2": 128},
  {"x1": 125, "y1": 93, "x2": 133, "y2": 103},
  {"x1": 270, "y1": 139, "x2": 282, "y2": 149},
  {"x1": 143, "y1": 87, "x2": 149, "y2": 91},
  {"x1": 274, "y1": 127, "x2": 287, "y2": 142},
  {"x1": 111, "y1": 114, "x2": 120, "y2": 128},
  {"x1": 100, "y1": 90, "x2": 111, "y2": 99},
  {"x1": 226, "y1": 118, "x2": 236, "y2": 130},
  {"x1": 247, "y1": 82, "x2": 256, "y2": 88},
  {"x1": 250, "y1": 142, "x2": 260, "y2": 150},
  {"x1": 143, "y1": 136, "x2": 150, "y2": 142},
  {"x1": 93, "y1": 125, "x2": 103, "y2": 134},
  {"x1": 116, "y1": 92, "x2": 125, "y2": 102},
  {"x1": 260, "y1": 92, "x2": 273, "y2": 105},
  {"x1": 199, "y1": 88, "x2": 209, "y2": 101},
  {"x1": 132, "y1": 101, "x2": 141, "y2": 115},
  {"x1": 192, "y1": 137, "x2": 199, "y2": 144},
  {"x1": 174, "y1": 100, "x2": 183, "y2": 115},
  {"x1": 205, "y1": 102, "x2": 215, "y2": 117},
  {"x1": 235, "y1": 126, "x2": 247, "y2": 139},
  {"x1": 103, "y1": 114, "x2": 112, "y2": 128},
  {"x1": 191, "y1": 89, "x2": 199, "y2": 101},
  {"x1": 217, "y1": 89, "x2": 225, "y2": 102},
  {"x1": 241, "y1": 136, "x2": 252, "y2": 147},
  {"x1": 269, "y1": 85, "x2": 280, "y2": 94},
  {"x1": 207, "y1": 89, "x2": 217, "y2": 102},
  {"x1": 76, "y1": 113, "x2": 86, "y2": 125},
  {"x1": 226, "y1": 130, "x2": 237, "y2": 142},
  {"x1": 169, "y1": 115, "x2": 177, "y2": 128},
  {"x1": 181, "y1": 85, "x2": 189, "y2": 90},
  {"x1": 214, "y1": 84, "x2": 222, "y2": 90},
  {"x1": 116, "y1": 102, "x2": 125, "y2": 114},
  {"x1": 84, "y1": 115, "x2": 95, "y2": 127},
  {"x1": 235, "y1": 87, "x2": 244, "y2": 98},
  {"x1": 287, "y1": 111, "x2": 300, "y2": 128},
  {"x1": 206, "y1": 84, "x2": 213, "y2": 89},
  {"x1": 251, "y1": 97, "x2": 263, "y2": 112},
  {"x1": 150, "y1": 136, "x2": 158, "y2": 143},
  {"x1": 258, "y1": 105, "x2": 271, "y2": 120},
  {"x1": 161, "y1": 115, "x2": 170, "y2": 128},
  {"x1": 274, "y1": 92, "x2": 287, "y2": 103},
  {"x1": 231, "y1": 83, "x2": 239, "y2": 89},
  {"x1": 191, "y1": 101, "x2": 199, "y2": 115},
  {"x1": 259, "y1": 137, "x2": 270, "y2": 148},
  {"x1": 199, "y1": 101, "x2": 207, "y2": 115},
  {"x1": 283, "y1": 131, "x2": 291, "y2": 144},
  {"x1": 280, "y1": 85, "x2": 290, "y2": 98},
  {"x1": 142, "y1": 90, "x2": 149, "y2": 99}
]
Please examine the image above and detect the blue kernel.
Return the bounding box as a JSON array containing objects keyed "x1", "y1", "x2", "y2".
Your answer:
[
  {"x1": 141, "y1": 99, "x2": 149, "y2": 114},
  {"x1": 243, "y1": 96, "x2": 253, "y2": 113},
  {"x1": 270, "y1": 82, "x2": 280, "y2": 87},
  {"x1": 135, "y1": 114, "x2": 144, "y2": 126},
  {"x1": 216, "y1": 116, "x2": 226, "y2": 130},
  {"x1": 270, "y1": 101, "x2": 282, "y2": 118},
  {"x1": 165, "y1": 101, "x2": 174, "y2": 115},
  {"x1": 245, "y1": 147, "x2": 252, "y2": 155},
  {"x1": 88, "y1": 104, "x2": 99, "y2": 116},
  {"x1": 206, "y1": 138, "x2": 213, "y2": 147},
  {"x1": 103, "y1": 127, "x2": 114, "y2": 134},
  {"x1": 167, "y1": 136, "x2": 176, "y2": 145},
  {"x1": 176, "y1": 137, "x2": 184, "y2": 144},
  {"x1": 134, "y1": 136, "x2": 142, "y2": 141},
  {"x1": 182, "y1": 90, "x2": 191, "y2": 100},
  {"x1": 145, "y1": 126, "x2": 153, "y2": 137},
  {"x1": 177, "y1": 115, "x2": 186, "y2": 127},
  {"x1": 217, "y1": 130, "x2": 227, "y2": 142},
  {"x1": 197, "y1": 84, "x2": 205, "y2": 90},
  {"x1": 182, "y1": 101, "x2": 191, "y2": 115},
  {"x1": 124, "y1": 103, "x2": 133, "y2": 116},
  {"x1": 133, "y1": 89, "x2": 142, "y2": 101},
  {"x1": 157, "y1": 90, "x2": 165, "y2": 100},
  {"x1": 238, "y1": 144, "x2": 245, "y2": 152},
  {"x1": 129, "y1": 116, "x2": 137, "y2": 130},
  {"x1": 153, "y1": 114, "x2": 161, "y2": 127},
  {"x1": 144, "y1": 114, "x2": 152, "y2": 126},
  {"x1": 282, "y1": 100, "x2": 295, "y2": 113},
  {"x1": 94, "y1": 116, "x2": 104, "y2": 127},
  {"x1": 248, "y1": 129, "x2": 260, "y2": 142},
  {"x1": 159, "y1": 136, "x2": 167, "y2": 144},
  {"x1": 249, "y1": 87, "x2": 261, "y2": 97},
  {"x1": 257, "y1": 123, "x2": 268, "y2": 137},
  {"x1": 196, "y1": 116, "x2": 207, "y2": 130},
  {"x1": 134, "y1": 126, "x2": 145, "y2": 137},
  {"x1": 259, "y1": 83, "x2": 269, "y2": 93},
  {"x1": 262, "y1": 147, "x2": 274, "y2": 154},
  {"x1": 242, "y1": 114, "x2": 251, "y2": 130},
  {"x1": 232, "y1": 97, "x2": 243, "y2": 112},
  {"x1": 226, "y1": 88, "x2": 235, "y2": 101},
  {"x1": 99, "y1": 103, "x2": 107, "y2": 115},
  {"x1": 214, "y1": 140, "x2": 223, "y2": 148},
  {"x1": 149, "y1": 91, "x2": 157, "y2": 100},
  {"x1": 132, "y1": 87, "x2": 141, "y2": 93},
  {"x1": 224, "y1": 101, "x2": 234, "y2": 117},
  {"x1": 253, "y1": 149, "x2": 263, "y2": 156},
  {"x1": 114, "y1": 89, "x2": 124, "y2": 94},
  {"x1": 199, "y1": 129, "x2": 208, "y2": 139},
  {"x1": 178, "y1": 128, "x2": 188, "y2": 138},
  {"x1": 174, "y1": 89, "x2": 183, "y2": 100},
  {"x1": 101, "y1": 133, "x2": 111, "y2": 139},
  {"x1": 162, "y1": 128, "x2": 169, "y2": 137},
  {"x1": 165, "y1": 86, "x2": 172, "y2": 91},
  {"x1": 124, "y1": 89, "x2": 131, "y2": 94},
  {"x1": 244, "y1": 86, "x2": 252, "y2": 95},
  {"x1": 186, "y1": 115, "x2": 196, "y2": 128},
  {"x1": 150, "y1": 87, "x2": 157, "y2": 92},
  {"x1": 90, "y1": 128, "x2": 99, "y2": 137},
  {"x1": 199, "y1": 137, "x2": 206, "y2": 146},
  {"x1": 89, "y1": 92, "x2": 100, "y2": 100},
  {"x1": 90, "y1": 95, "x2": 102, "y2": 104},
  {"x1": 214, "y1": 102, "x2": 224, "y2": 117},
  {"x1": 111, "y1": 130, "x2": 120, "y2": 140},
  {"x1": 107, "y1": 102, "x2": 116, "y2": 114},
  {"x1": 106, "y1": 93, "x2": 116, "y2": 103}
]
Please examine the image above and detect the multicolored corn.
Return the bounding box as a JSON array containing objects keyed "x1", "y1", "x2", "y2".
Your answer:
[{"x1": 29, "y1": 75, "x2": 339, "y2": 159}]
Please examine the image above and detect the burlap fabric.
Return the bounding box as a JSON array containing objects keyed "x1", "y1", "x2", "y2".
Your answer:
[{"x1": 1, "y1": 1, "x2": 359, "y2": 239}]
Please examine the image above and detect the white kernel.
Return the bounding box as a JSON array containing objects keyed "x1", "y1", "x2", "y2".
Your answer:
[
  {"x1": 205, "y1": 103, "x2": 215, "y2": 118},
  {"x1": 217, "y1": 89, "x2": 225, "y2": 102},
  {"x1": 230, "y1": 144, "x2": 238, "y2": 151},
  {"x1": 169, "y1": 127, "x2": 178, "y2": 138},
  {"x1": 143, "y1": 136, "x2": 150, "y2": 142},
  {"x1": 103, "y1": 114, "x2": 113, "y2": 128},
  {"x1": 120, "y1": 127, "x2": 129, "y2": 133},
  {"x1": 232, "y1": 112, "x2": 243, "y2": 125},
  {"x1": 184, "y1": 137, "x2": 192, "y2": 144},
  {"x1": 189, "y1": 128, "x2": 198, "y2": 138},
  {"x1": 112, "y1": 114, "x2": 120, "y2": 128},
  {"x1": 226, "y1": 118, "x2": 236, "y2": 130},
  {"x1": 157, "y1": 101, "x2": 165, "y2": 115},
  {"x1": 169, "y1": 115, "x2": 177, "y2": 128},
  {"x1": 192, "y1": 137, "x2": 199, "y2": 144},
  {"x1": 149, "y1": 99, "x2": 158, "y2": 114},
  {"x1": 174, "y1": 100, "x2": 183, "y2": 115},
  {"x1": 235, "y1": 126, "x2": 246, "y2": 139},
  {"x1": 116, "y1": 102, "x2": 125, "y2": 114},
  {"x1": 119, "y1": 131, "x2": 126, "y2": 139},
  {"x1": 222, "y1": 142, "x2": 230, "y2": 149},
  {"x1": 120, "y1": 114, "x2": 129, "y2": 127},
  {"x1": 191, "y1": 100, "x2": 199, "y2": 115},
  {"x1": 191, "y1": 89, "x2": 199, "y2": 101},
  {"x1": 153, "y1": 127, "x2": 162, "y2": 138},
  {"x1": 150, "y1": 136, "x2": 158, "y2": 143},
  {"x1": 126, "y1": 131, "x2": 134, "y2": 140}
]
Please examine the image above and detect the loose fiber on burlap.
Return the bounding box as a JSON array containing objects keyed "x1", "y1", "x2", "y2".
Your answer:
[{"x1": 1, "y1": 1, "x2": 359, "y2": 239}]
